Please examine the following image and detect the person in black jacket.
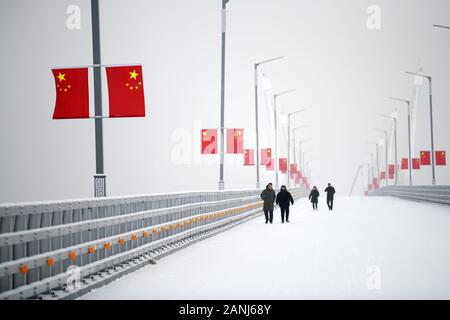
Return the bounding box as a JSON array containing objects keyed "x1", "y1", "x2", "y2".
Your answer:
[
  {"x1": 324, "y1": 183, "x2": 336, "y2": 210},
  {"x1": 276, "y1": 185, "x2": 294, "y2": 223},
  {"x1": 260, "y1": 183, "x2": 276, "y2": 224},
  {"x1": 308, "y1": 186, "x2": 320, "y2": 211}
]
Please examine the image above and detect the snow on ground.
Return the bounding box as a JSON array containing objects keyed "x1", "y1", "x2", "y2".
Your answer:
[{"x1": 80, "y1": 196, "x2": 450, "y2": 300}]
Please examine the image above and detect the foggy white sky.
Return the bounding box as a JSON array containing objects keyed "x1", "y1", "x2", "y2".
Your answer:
[{"x1": 1, "y1": 0, "x2": 450, "y2": 202}]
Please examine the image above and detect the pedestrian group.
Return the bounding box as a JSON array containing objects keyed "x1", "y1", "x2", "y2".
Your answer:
[{"x1": 260, "y1": 182, "x2": 336, "y2": 223}]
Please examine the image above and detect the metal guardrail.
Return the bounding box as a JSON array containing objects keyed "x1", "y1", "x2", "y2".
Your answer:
[
  {"x1": 369, "y1": 185, "x2": 450, "y2": 206},
  {"x1": 0, "y1": 188, "x2": 305, "y2": 299}
]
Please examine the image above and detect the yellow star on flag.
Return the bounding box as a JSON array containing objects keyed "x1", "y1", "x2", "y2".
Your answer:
[
  {"x1": 129, "y1": 70, "x2": 139, "y2": 80},
  {"x1": 57, "y1": 72, "x2": 66, "y2": 82}
]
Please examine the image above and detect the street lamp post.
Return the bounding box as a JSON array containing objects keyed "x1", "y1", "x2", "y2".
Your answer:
[
  {"x1": 367, "y1": 141, "x2": 380, "y2": 187},
  {"x1": 254, "y1": 56, "x2": 284, "y2": 189},
  {"x1": 218, "y1": 0, "x2": 230, "y2": 190},
  {"x1": 405, "y1": 71, "x2": 436, "y2": 185},
  {"x1": 390, "y1": 97, "x2": 412, "y2": 185},
  {"x1": 364, "y1": 152, "x2": 374, "y2": 184},
  {"x1": 91, "y1": 0, "x2": 106, "y2": 197},
  {"x1": 288, "y1": 120, "x2": 307, "y2": 187},
  {"x1": 273, "y1": 89, "x2": 296, "y2": 189},
  {"x1": 365, "y1": 163, "x2": 371, "y2": 191},
  {"x1": 379, "y1": 114, "x2": 398, "y2": 185},
  {"x1": 374, "y1": 128, "x2": 388, "y2": 187},
  {"x1": 298, "y1": 139, "x2": 311, "y2": 177}
]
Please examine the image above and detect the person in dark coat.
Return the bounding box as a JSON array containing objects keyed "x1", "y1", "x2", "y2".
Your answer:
[
  {"x1": 324, "y1": 183, "x2": 336, "y2": 210},
  {"x1": 276, "y1": 185, "x2": 294, "y2": 223},
  {"x1": 260, "y1": 183, "x2": 276, "y2": 224},
  {"x1": 308, "y1": 186, "x2": 320, "y2": 211}
]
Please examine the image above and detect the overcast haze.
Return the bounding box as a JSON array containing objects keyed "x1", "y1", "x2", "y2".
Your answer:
[{"x1": 1, "y1": 0, "x2": 450, "y2": 202}]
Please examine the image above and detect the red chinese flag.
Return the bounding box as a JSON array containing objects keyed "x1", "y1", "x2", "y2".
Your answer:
[
  {"x1": 295, "y1": 172, "x2": 301, "y2": 184},
  {"x1": 226, "y1": 128, "x2": 244, "y2": 154},
  {"x1": 388, "y1": 164, "x2": 395, "y2": 179},
  {"x1": 400, "y1": 158, "x2": 408, "y2": 170},
  {"x1": 412, "y1": 158, "x2": 420, "y2": 170},
  {"x1": 289, "y1": 164, "x2": 297, "y2": 179},
  {"x1": 52, "y1": 68, "x2": 89, "y2": 119},
  {"x1": 243, "y1": 149, "x2": 254, "y2": 166},
  {"x1": 105, "y1": 65, "x2": 145, "y2": 117},
  {"x1": 435, "y1": 151, "x2": 446, "y2": 166},
  {"x1": 266, "y1": 158, "x2": 274, "y2": 171},
  {"x1": 201, "y1": 129, "x2": 217, "y2": 154},
  {"x1": 380, "y1": 171, "x2": 386, "y2": 180},
  {"x1": 420, "y1": 151, "x2": 431, "y2": 166},
  {"x1": 297, "y1": 170, "x2": 303, "y2": 178},
  {"x1": 260, "y1": 148, "x2": 272, "y2": 165},
  {"x1": 372, "y1": 178, "x2": 379, "y2": 188},
  {"x1": 279, "y1": 158, "x2": 287, "y2": 173},
  {"x1": 368, "y1": 184, "x2": 373, "y2": 191}
]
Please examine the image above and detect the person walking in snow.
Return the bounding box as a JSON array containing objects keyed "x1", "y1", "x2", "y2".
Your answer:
[
  {"x1": 324, "y1": 183, "x2": 336, "y2": 211},
  {"x1": 276, "y1": 185, "x2": 294, "y2": 223},
  {"x1": 260, "y1": 183, "x2": 276, "y2": 224},
  {"x1": 308, "y1": 186, "x2": 320, "y2": 211}
]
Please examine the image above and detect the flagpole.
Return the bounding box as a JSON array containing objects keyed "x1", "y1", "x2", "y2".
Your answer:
[{"x1": 91, "y1": 0, "x2": 106, "y2": 197}]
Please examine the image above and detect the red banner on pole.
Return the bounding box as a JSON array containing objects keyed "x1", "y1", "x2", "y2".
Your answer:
[
  {"x1": 226, "y1": 128, "x2": 244, "y2": 154},
  {"x1": 261, "y1": 148, "x2": 272, "y2": 165},
  {"x1": 243, "y1": 149, "x2": 254, "y2": 166},
  {"x1": 266, "y1": 158, "x2": 274, "y2": 171},
  {"x1": 388, "y1": 164, "x2": 395, "y2": 179},
  {"x1": 436, "y1": 151, "x2": 446, "y2": 166},
  {"x1": 400, "y1": 158, "x2": 408, "y2": 170},
  {"x1": 52, "y1": 68, "x2": 89, "y2": 119},
  {"x1": 289, "y1": 164, "x2": 297, "y2": 179},
  {"x1": 295, "y1": 172, "x2": 301, "y2": 184},
  {"x1": 420, "y1": 151, "x2": 431, "y2": 165},
  {"x1": 372, "y1": 178, "x2": 379, "y2": 188},
  {"x1": 380, "y1": 171, "x2": 386, "y2": 180},
  {"x1": 201, "y1": 129, "x2": 217, "y2": 154},
  {"x1": 412, "y1": 158, "x2": 420, "y2": 170},
  {"x1": 106, "y1": 65, "x2": 146, "y2": 117},
  {"x1": 368, "y1": 184, "x2": 373, "y2": 191},
  {"x1": 279, "y1": 158, "x2": 287, "y2": 173}
]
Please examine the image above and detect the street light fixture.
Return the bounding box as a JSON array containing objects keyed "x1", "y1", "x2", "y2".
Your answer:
[
  {"x1": 405, "y1": 71, "x2": 436, "y2": 185},
  {"x1": 379, "y1": 114, "x2": 398, "y2": 185},
  {"x1": 254, "y1": 56, "x2": 284, "y2": 189},
  {"x1": 273, "y1": 89, "x2": 296, "y2": 188},
  {"x1": 389, "y1": 97, "x2": 412, "y2": 185}
]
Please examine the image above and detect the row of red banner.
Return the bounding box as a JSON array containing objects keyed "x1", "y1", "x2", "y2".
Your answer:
[
  {"x1": 201, "y1": 128, "x2": 244, "y2": 154},
  {"x1": 202, "y1": 129, "x2": 309, "y2": 185},
  {"x1": 400, "y1": 151, "x2": 447, "y2": 169},
  {"x1": 364, "y1": 151, "x2": 447, "y2": 194},
  {"x1": 52, "y1": 65, "x2": 146, "y2": 119}
]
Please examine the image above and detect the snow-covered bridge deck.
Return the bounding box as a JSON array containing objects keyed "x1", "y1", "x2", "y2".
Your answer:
[{"x1": 81, "y1": 197, "x2": 450, "y2": 299}]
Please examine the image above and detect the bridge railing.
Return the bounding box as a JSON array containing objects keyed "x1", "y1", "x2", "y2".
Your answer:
[
  {"x1": 0, "y1": 188, "x2": 306, "y2": 299},
  {"x1": 368, "y1": 185, "x2": 450, "y2": 206}
]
